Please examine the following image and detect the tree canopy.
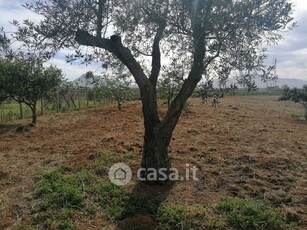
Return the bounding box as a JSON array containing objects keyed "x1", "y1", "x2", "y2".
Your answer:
[
  {"x1": 280, "y1": 86, "x2": 307, "y2": 120},
  {"x1": 17, "y1": 0, "x2": 295, "y2": 180},
  {"x1": 0, "y1": 58, "x2": 63, "y2": 124}
]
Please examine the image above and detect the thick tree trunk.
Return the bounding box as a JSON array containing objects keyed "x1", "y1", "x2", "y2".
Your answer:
[
  {"x1": 138, "y1": 82, "x2": 173, "y2": 182},
  {"x1": 141, "y1": 128, "x2": 171, "y2": 182}
]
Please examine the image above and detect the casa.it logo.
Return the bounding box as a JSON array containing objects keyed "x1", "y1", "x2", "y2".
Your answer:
[
  {"x1": 108, "y1": 163, "x2": 132, "y2": 186},
  {"x1": 108, "y1": 163, "x2": 199, "y2": 186}
]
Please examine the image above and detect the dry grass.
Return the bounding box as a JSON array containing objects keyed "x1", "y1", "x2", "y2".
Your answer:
[{"x1": 0, "y1": 96, "x2": 306, "y2": 229}]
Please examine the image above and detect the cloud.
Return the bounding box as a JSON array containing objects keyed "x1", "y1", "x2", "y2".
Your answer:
[
  {"x1": 266, "y1": 2, "x2": 307, "y2": 81},
  {"x1": 48, "y1": 61, "x2": 101, "y2": 81},
  {"x1": 46, "y1": 52, "x2": 102, "y2": 81},
  {"x1": 0, "y1": 0, "x2": 40, "y2": 32},
  {"x1": 0, "y1": 0, "x2": 99, "y2": 80},
  {"x1": 0, "y1": 0, "x2": 307, "y2": 81}
]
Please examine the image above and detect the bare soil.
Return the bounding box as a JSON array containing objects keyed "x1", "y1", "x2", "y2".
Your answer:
[{"x1": 0, "y1": 96, "x2": 306, "y2": 229}]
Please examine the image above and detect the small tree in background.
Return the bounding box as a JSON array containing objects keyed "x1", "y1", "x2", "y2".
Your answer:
[
  {"x1": 158, "y1": 65, "x2": 184, "y2": 108},
  {"x1": 197, "y1": 80, "x2": 223, "y2": 108},
  {"x1": 100, "y1": 70, "x2": 132, "y2": 111},
  {"x1": 0, "y1": 25, "x2": 62, "y2": 123},
  {"x1": 228, "y1": 83, "x2": 238, "y2": 95},
  {"x1": 280, "y1": 86, "x2": 307, "y2": 120},
  {"x1": 58, "y1": 81, "x2": 78, "y2": 111},
  {"x1": 0, "y1": 59, "x2": 63, "y2": 124},
  {"x1": 86, "y1": 67, "x2": 132, "y2": 111}
]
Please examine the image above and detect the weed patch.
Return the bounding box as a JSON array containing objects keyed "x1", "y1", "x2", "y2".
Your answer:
[
  {"x1": 156, "y1": 203, "x2": 222, "y2": 230},
  {"x1": 30, "y1": 152, "x2": 296, "y2": 229},
  {"x1": 216, "y1": 196, "x2": 286, "y2": 230}
]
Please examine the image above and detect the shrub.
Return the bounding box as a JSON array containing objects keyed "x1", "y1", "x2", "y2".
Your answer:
[{"x1": 280, "y1": 86, "x2": 307, "y2": 120}]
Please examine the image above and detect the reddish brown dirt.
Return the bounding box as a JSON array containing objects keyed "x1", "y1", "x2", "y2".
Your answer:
[{"x1": 0, "y1": 96, "x2": 306, "y2": 229}]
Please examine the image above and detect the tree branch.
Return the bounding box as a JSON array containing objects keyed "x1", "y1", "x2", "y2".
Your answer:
[
  {"x1": 75, "y1": 30, "x2": 149, "y2": 89},
  {"x1": 96, "y1": 0, "x2": 105, "y2": 38},
  {"x1": 149, "y1": 21, "x2": 166, "y2": 86},
  {"x1": 159, "y1": 24, "x2": 208, "y2": 139}
]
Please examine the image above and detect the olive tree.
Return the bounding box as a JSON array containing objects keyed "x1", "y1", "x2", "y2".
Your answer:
[
  {"x1": 85, "y1": 68, "x2": 132, "y2": 110},
  {"x1": 20, "y1": 0, "x2": 294, "y2": 180},
  {"x1": 158, "y1": 63, "x2": 185, "y2": 108},
  {"x1": 58, "y1": 80, "x2": 78, "y2": 111},
  {"x1": 100, "y1": 74, "x2": 132, "y2": 111},
  {"x1": 0, "y1": 59, "x2": 63, "y2": 124},
  {"x1": 280, "y1": 86, "x2": 307, "y2": 120}
]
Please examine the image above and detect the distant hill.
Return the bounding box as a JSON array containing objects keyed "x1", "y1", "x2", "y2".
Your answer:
[
  {"x1": 271, "y1": 78, "x2": 307, "y2": 88},
  {"x1": 72, "y1": 74, "x2": 306, "y2": 89},
  {"x1": 216, "y1": 76, "x2": 307, "y2": 89},
  {"x1": 73, "y1": 74, "x2": 95, "y2": 88}
]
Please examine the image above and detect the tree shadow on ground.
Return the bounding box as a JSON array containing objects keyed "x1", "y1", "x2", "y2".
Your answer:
[
  {"x1": 115, "y1": 181, "x2": 174, "y2": 230},
  {"x1": 0, "y1": 123, "x2": 35, "y2": 135},
  {"x1": 0, "y1": 124, "x2": 21, "y2": 135}
]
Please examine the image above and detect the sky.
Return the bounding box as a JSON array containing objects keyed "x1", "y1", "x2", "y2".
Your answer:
[{"x1": 0, "y1": 0, "x2": 307, "y2": 81}]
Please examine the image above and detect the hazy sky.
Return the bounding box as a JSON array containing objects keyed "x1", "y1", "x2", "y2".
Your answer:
[{"x1": 0, "y1": 0, "x2": 306, "y2": 81}]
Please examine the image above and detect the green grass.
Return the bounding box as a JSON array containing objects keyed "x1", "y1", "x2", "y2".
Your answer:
[
  {"x1": 30, "y1": 151, "x2": 142, "y2": 228},
  {"x1": 156, "y1": 203, "x2": 223, "y2": 230},
  {"x1": 156, "y1": 197, "x2": 290, "y2": 230},
  {"x1": 216, "y1": 197, "x2": 286, "y2": 230},
  {"x1": 30, "y1": 151, "x2": 296, "y2": 229},
  {"x1": 0, "y1": 102, "x2": 31, "y2": 121},
  {"x1": 31, "y1": 166, "x2": 160, "y2": 228},
  {"x1": 289, "y1": 111, "x2": 301, "y2": 119},
  {"x1": 0, "y1": 99, "x2": 116, "y2": 123}
]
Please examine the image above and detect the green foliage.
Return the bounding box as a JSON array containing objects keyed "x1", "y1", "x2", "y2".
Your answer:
[
  {"x1": 197, "y1": 80, "x2": 224, "y2": 107},
  {"x1": 17, "y1": 0, "x2": 295, "y2": 179},
  {"x1": 32, "y1": 167, "x2": 86, "y2": 228},
  {"x1": 31, "y1": 151, "x2": 139, "y2": 228},
  {"x1": 238, "y1": 77, "x2": 258, "y2": 92},
  {"x1": 35, "y1": 169, "x2": 86, "y2": 209},
  {"x1": 280, "y1": 86, "x2": 307, "y2": 103},
  {"x1": 101, "y1": 76, "x2": 132, "y2": 110},
  {"x1": 0, "y1": 60, "x2": 62, "y2": 104},
  {"x1": 289, "y1": 112, "x2": 300, "y2": 119},
  {"x1": 0, "y1": 27, "x2": 10, "y2": 55},
  {"x1": 158, "y1": 64, "x2": 185, "y2": 107},
  {"x1": 0, "y1": 58, "x2": 63, "y2": 123},
  {"x1": 280, "y1": 86, "x2": 307, "y2": 120},
  {"x1": 86, "y1": 66, "x2": 133, "y2": 111},
  {"x1": 32, "y1": 160, "x2": 295, "y2": 229},
  {"x1": 119, "y1": 194, "x2": 161, "y2": 219},
  {"x1": 157, "y1": 204, "x2": 186, "y2": 229},
  {"x1": 156, "y1": 204, "x2": 218, "y2": 230},
  {"x1": 216, "y1": 197, "x2": 286, "y2": 230},
  {"x1": 31, "y1": 208, "x2": 74, "y2": 229},
  {"x1": 92, "y1": 150, "x2": 122, "y2": 175}
]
